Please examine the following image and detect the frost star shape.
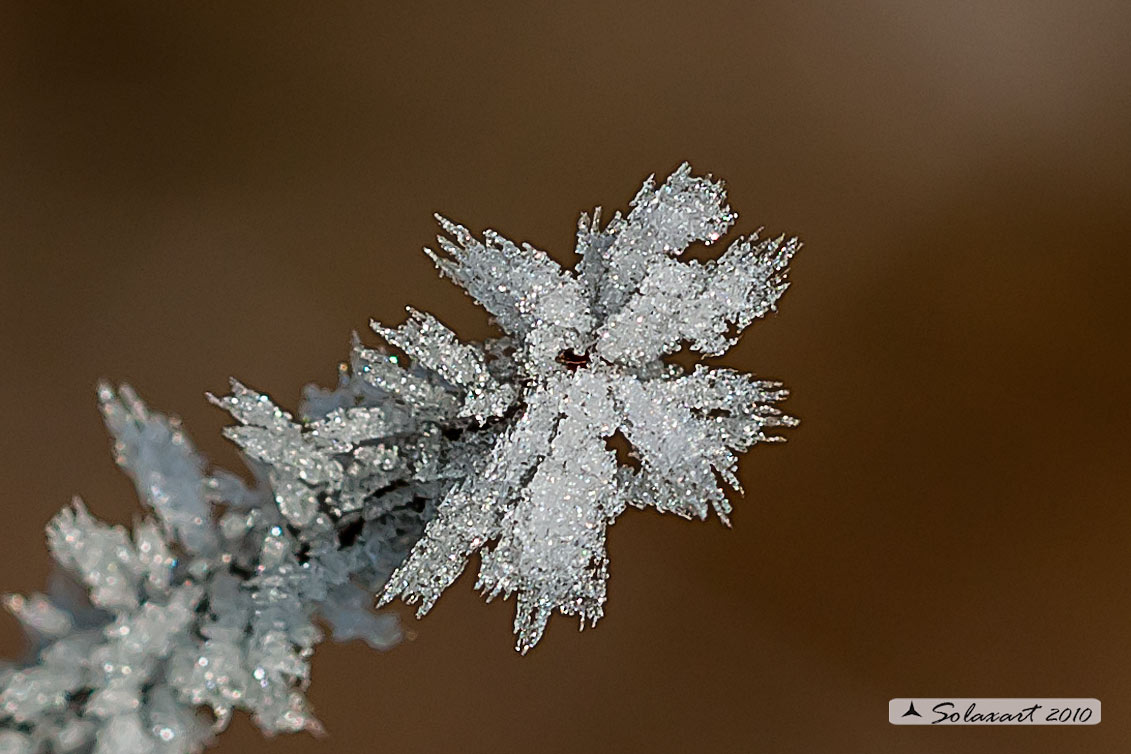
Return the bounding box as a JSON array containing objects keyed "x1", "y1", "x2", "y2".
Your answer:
[{"x1": 380, "y1": 164, "x2": 800, "y2": 652}]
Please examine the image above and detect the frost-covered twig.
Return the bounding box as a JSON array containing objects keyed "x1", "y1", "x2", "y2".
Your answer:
[{"x1": 0, "y1": 164, "x2": 799, "y2": 753}]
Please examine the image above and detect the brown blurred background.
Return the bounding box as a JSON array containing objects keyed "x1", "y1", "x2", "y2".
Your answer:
[{"x1": 2, "y1": 2, "x2": 1130, "y2": 752}]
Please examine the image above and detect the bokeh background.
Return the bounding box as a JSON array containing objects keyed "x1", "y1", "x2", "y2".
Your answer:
[{"x1": 2, "y1": 2, "x2": 1130, "y2": 752}]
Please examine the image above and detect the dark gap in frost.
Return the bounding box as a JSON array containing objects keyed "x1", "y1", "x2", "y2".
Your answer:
[
  {"x1": 337, "y1": 517, "x2": 365, "y2": 548},
  {"x1": 604, "y1": 431, "x2": 640, "y2": 470},
  {"x1": 556, "y1": 349, "x2": 590, "y2": 371}
]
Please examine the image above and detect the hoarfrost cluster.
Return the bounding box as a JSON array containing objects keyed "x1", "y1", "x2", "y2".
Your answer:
[{"x1": 0, "y1": 164, "x2": 798, "y2": 753}]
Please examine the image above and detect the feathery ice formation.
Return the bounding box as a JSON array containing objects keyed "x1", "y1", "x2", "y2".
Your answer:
[{"x1": 0, "y1": 165, "x2": 798, "y2": 753}]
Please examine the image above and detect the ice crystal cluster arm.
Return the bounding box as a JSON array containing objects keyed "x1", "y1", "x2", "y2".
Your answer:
[{"x1": 0, "y1": 164, "x2": 799, "y2": 753}]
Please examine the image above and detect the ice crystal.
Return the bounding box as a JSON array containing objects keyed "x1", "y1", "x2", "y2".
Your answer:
[
  {"x1": 2, "y1": 163, "x2": 800, "y2": 751},
  {"x1": 380, "y1": 163, "x2": 798, "y2": 651},
  {"x1": 99, "y1": 384, "x2": 217, "y2": 555}
]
